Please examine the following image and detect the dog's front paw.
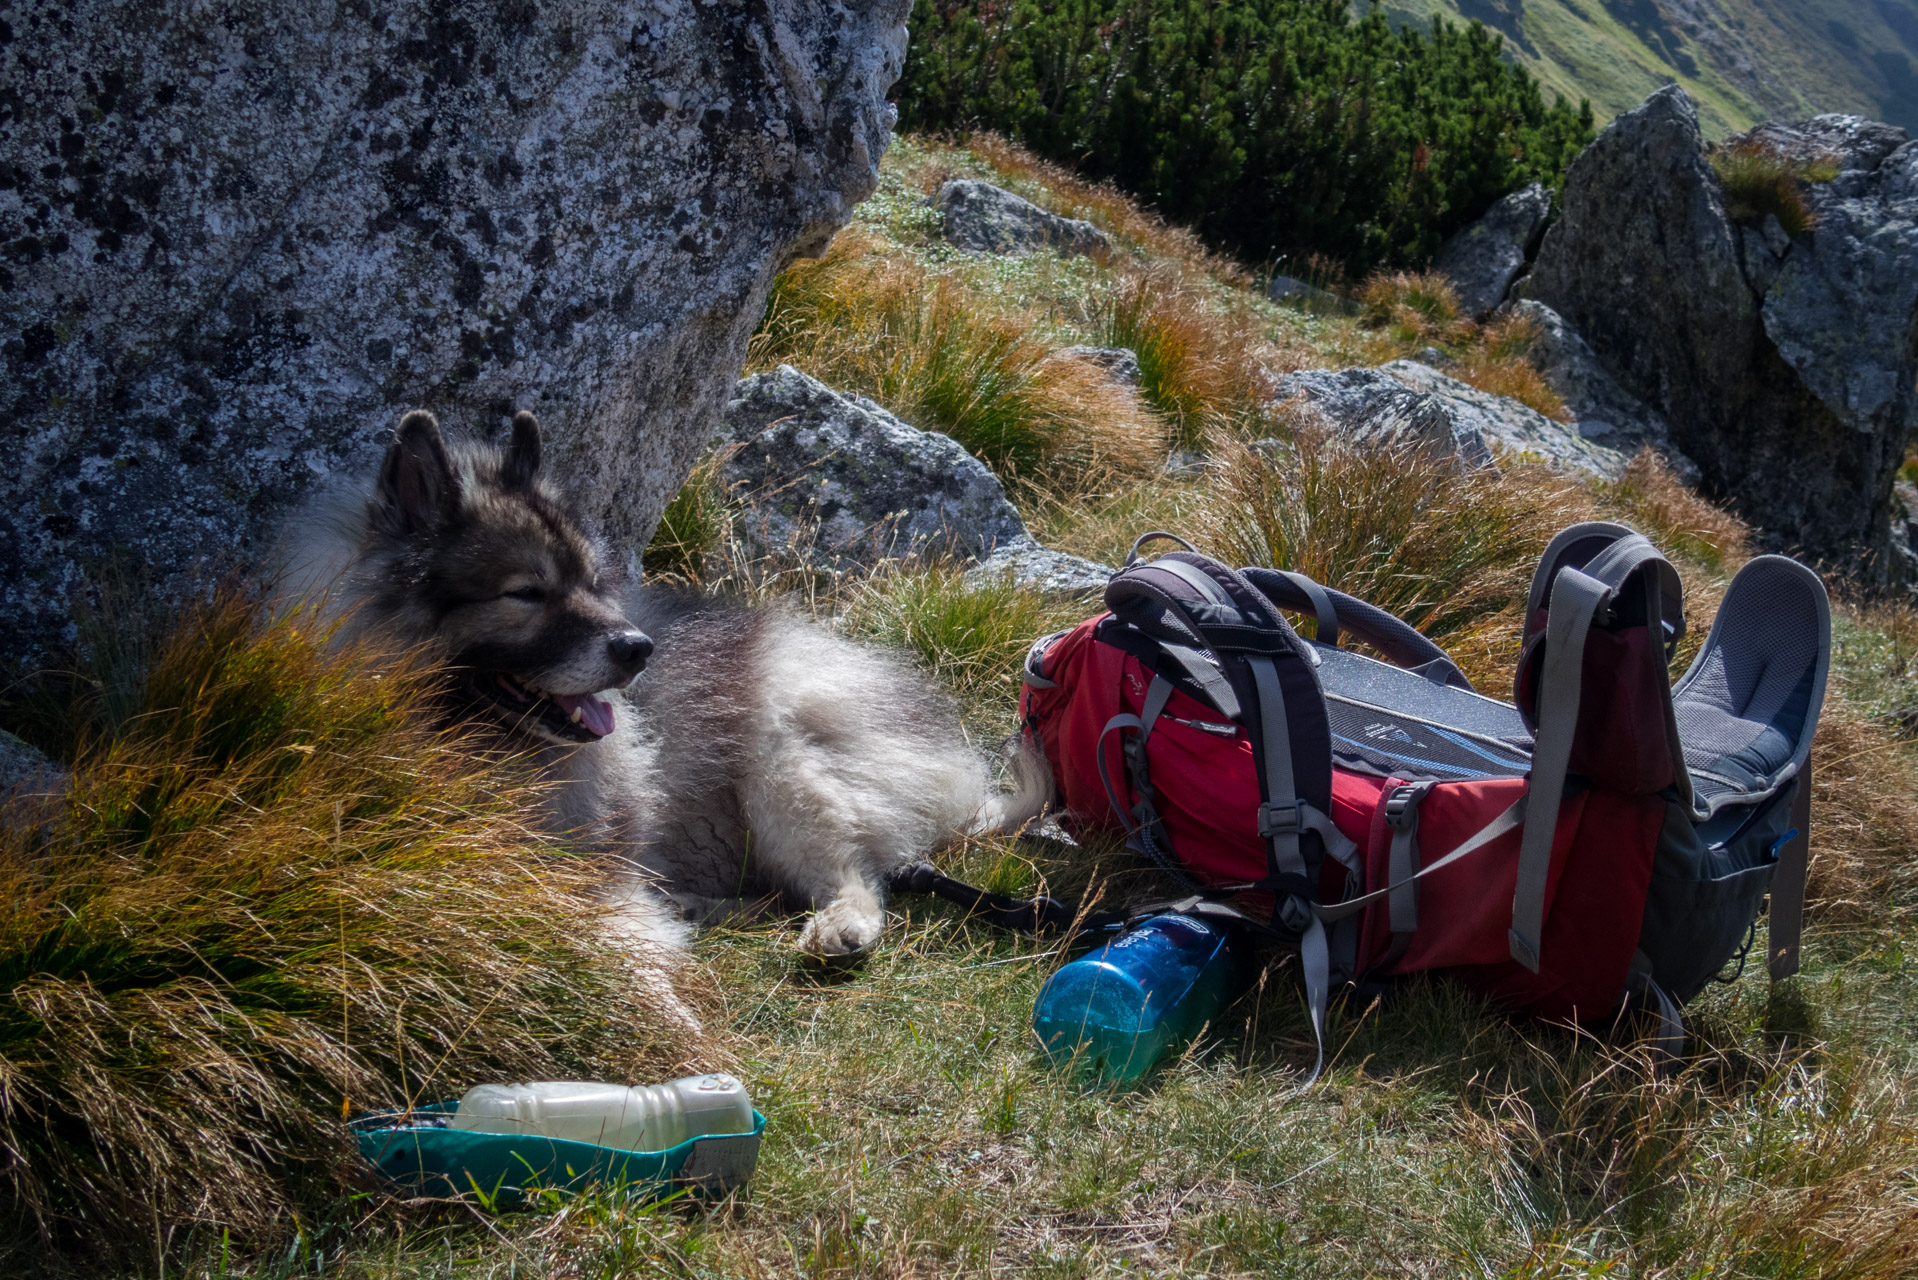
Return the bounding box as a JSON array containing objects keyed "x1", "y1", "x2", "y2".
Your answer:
[{"x1": 797, "y1": 895, "x2": 884, "y2": 960}]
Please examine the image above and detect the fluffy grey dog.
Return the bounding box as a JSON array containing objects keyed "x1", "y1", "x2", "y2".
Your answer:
[{"x1": 282, "y1": 409, "x2": 1041, "y2": 959}]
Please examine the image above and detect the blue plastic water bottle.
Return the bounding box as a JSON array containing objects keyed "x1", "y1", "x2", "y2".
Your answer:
[{"x1": 1032, "y1": 914, "x2": 1245, "y2": 1084}]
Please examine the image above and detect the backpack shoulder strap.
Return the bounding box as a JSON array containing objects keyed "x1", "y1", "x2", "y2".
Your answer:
[{"x1": 1510, "y1": 528, "x2": 1685, "y2": 972}]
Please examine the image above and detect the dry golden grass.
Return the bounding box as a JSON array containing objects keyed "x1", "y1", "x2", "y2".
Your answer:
[
  {"x1": 1452, "y1": 311, "x2": 1571, "y2": 421},
  {"x1": 1597, "y1": 448, "x2": 1752, "y2": 573},
  {"x1": 1198, "y1": 422, "x2": 1593, "y2": 683},
  {"x1": 1804, "y1": 710, "x2": 1918, "y2": 931},
  {"x1": 1089, "y1": 267, "x2": 1277, "y2": 448},
  {"x1": 0, "y1": 591, "x2": 704, "y2": 1258},
  {"x1": 1357, "y1": 269, "x2": 1474, "y2": 348},
  {"x1": 750, "y1": 230, "x2": 1162, "y2": 484}
]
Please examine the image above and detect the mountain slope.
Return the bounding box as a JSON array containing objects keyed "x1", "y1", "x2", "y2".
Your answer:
[{"x1": 1371, "y1": 0, "x2": 1918, "y2": 135}]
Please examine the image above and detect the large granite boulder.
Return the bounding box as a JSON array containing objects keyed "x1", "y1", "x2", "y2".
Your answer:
[
  {"x1": 1510, "y1": 300, "x2": 1697, "y2": 480},
  {"x1": 1273, "y1": 363, "x2": 1626, "y2": 477},
  {"x1": 0, "y1": 0, "x2": 908, "y2": 660},
  {"x1": 1436, "y1": 182, "x2": 1553, "y2": 320},
  {"x1": 719, "y1": 366, "x2": 1111, "y2": 589},
  {"x1": 1526, "y1": 87, "x2": 1918, "y2": 581},
  {"x1": 937, "y1": 179, "x2": 1111, "y2": 257}
]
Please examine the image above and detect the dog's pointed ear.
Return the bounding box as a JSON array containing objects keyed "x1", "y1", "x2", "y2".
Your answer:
[
  {"x1": 377, "y1": 410, "x2": 459, "y2": 532},
  {"x1": 502, "y1": 410, "x2": 542, "y2": 491}
]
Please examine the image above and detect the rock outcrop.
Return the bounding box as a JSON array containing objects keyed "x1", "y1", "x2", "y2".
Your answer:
[
  {"x1": 720, "y1": 366, "x2": 1028, "y2": 563},
  {"x1": 1273, "y1": 363, "x2": 1626, "y2": 477},
  {"x1": 1436, "y1": 183, "x2": 1553, "y2": 319},
  {"x1": 1526, "y1": 86, "x2": 1918, "y2": 579},
  {"x1": 0, "y1": 0, "x2": 909, "y2": 659},
  {"x1": 719, "y1": 366, "x2": 1111, "y2": 590},
  {"x1": 937, "y1": 179, "x2": 1110, "y2": 257},
  {"x1": 1510, "y1": 300, "x2": 1696, "y2": 480}
]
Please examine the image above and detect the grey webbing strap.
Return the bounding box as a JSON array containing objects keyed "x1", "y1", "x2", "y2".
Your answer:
[
  {"x1": 1276, "y1": 569, "x2": 1340, "y2": 647},
  {"x1": 1246, "y1": 657, "x2": 1301, "y2": 874},
  {"x1": 1303, "y1": 806, "x2": 1361, "y2": 879},
  {"x1": 1510, "y1": 566, "x2": 1608, "y2": 972},
  {"x1": 1768, "y1": 759, "x2": 1813, "y2": 980},
  {"x1": 1318, "y1": 795, "x2": 1528, "y2": 923},
  {"x1": 1385, "y1": 781, "x2": 1434, "y2": 939},
  {"x1": 1245, "y1": 651, "x2": 1331, "y2": 1084},
  {"x1": 1093, "y1": 678, "x2": 1176, "y2": 832},
  {"x1": 1162, "y1": 644, "x2": 1242, "y2": 721}
]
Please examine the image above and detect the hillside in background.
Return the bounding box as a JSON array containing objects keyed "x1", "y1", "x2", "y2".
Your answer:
[{"x1": 1370, "y1": 0, "x2": 1918, "y2": 135}]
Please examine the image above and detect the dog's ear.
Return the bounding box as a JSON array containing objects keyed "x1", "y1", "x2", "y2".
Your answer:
[
  {"x1": 502, "y1": 410, "x2": 542, "y2": 490},
  {"x1": 377, "y1": 410, "x2": 459, "y2": 533}
]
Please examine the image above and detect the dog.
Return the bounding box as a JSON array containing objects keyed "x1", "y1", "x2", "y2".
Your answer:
[{"x1": 281, "y1": 408, "x2": 1042, "y2": 959}]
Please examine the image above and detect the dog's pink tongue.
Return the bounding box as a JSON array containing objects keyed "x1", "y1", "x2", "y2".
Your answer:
[{"x1": 553, "y1": 693, "x2": 615, "y2": 738}]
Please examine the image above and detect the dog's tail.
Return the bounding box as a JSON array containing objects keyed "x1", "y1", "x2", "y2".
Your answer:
[{"x1": 970, "y1": 738, "x2": 1055, "y2": 836}]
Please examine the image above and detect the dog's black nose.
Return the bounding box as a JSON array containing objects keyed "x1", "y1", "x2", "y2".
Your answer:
[{"x1": 608, "y1": 629, "x2": 654, "y2": 673}]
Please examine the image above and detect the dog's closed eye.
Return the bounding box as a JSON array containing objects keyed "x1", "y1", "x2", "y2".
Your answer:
[{"x1": 505, "y1": 585, "x2": 548, "y2": 603}]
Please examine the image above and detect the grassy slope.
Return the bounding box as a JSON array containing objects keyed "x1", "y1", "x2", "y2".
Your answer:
[
  {"x1": 55, "y1": 137, "x2": 1918, "y2": 1276},
  {"x1": 1372, "y1": 0, "x2": 1918, "y2": 136}
]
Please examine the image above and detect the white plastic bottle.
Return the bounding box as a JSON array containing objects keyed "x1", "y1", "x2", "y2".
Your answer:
[{"x1": 448, "y1": 1074, "x2": 753, "y2": 1152}]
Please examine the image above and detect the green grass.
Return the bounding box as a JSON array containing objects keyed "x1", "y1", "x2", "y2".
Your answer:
[
  {"x1": 1710, "y1": 139, "x2": 1840, "y2": 237},
  {"x1": 12, "y1": 131, "x2": 1918, "y2": 1277}
]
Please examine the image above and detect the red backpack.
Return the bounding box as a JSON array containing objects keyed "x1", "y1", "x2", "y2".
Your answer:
[{"x1": 995, "y1": 525, "x2": 1830, "y2": 1076}]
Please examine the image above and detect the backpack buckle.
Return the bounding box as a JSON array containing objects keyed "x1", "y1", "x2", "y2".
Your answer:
[
  {"x1": 1384, "y1": 782, "x2": 1432, "y2": 830},
  {"x1": 1257, "y1": 800, "x2": 1303, "y2": 839}
]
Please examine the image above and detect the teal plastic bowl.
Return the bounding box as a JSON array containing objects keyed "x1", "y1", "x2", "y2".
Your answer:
[{"x1": 350, "y1": 1101, "x2": 767, "y2": 1206}]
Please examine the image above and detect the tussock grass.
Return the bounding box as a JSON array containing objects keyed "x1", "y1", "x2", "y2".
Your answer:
[
  {"x1": 750, "y1": 231, "x2": 1161, "y2": 483},
  {"x1": 1711, "y1": 138, "x2": 1839, "y2": 237},
  {"x1": 1452, "y1": 310, "x2": 1571, "y2": 421},
  {"x1": 1089, "y1": 268, "x2": 1276, "y2": 449},
  {"x1": 0, "y1": 591, "x2": 701, "y2": 1261},
  {"x1": 1597, "y1": 447, "x2": 1751, "y2": 573},
  {"x1": 1357, "y1": 269, "x2": 1472, "y2": 348},
  {"x1": 1200, "y1": 424, "x2": 1590, "y2": 679}
]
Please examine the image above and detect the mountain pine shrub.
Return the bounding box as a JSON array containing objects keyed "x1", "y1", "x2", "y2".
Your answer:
[{"x1": 898, "y1": 0, "x2": 1593, "y2": 274}]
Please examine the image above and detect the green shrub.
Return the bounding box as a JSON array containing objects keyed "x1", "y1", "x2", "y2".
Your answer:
[
  {"x1": 1710, "y1": 139, "x2": 1839, "y2": 237},
  {"x1": 898, "y1": 0, "x2": 1594, "y2": 273}
]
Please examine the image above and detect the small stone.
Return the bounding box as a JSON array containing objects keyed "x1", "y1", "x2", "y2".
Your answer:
[
  {"x1": 965, "y1": 545, "x2": 1115, "y2": 596},
  {"x1": 1761, "y1": 213, "x2": 1793, "y2": 259},
  {"x1": 1267, "y1": 274, "x2": 1359, "y2": 316},
  {"x1": 1163, "y1": 450, "x2": 1211, "y2": 477},
  {"x1": 0, "y1": 730, "x2": 62, "y2": 800},
  {"x1": 937, "y1": 180, "x2": 1111, "y2": 257},
  {"x1": 1057, "y1": 345, "x2": 1142, "y2": 385}
]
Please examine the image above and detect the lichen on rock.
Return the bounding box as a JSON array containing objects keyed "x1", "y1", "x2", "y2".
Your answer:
[{"x1": 0, "y1": 0, "x2": 910, "y2": 659}]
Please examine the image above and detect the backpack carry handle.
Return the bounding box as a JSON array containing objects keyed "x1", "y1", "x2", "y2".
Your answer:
[
  {"x1": 1241, "y1": 567, "x2": 1475, "y2": 692},
  {"x1": 1125, "y1": 531, "x2": 1200, "y2": 566}
]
